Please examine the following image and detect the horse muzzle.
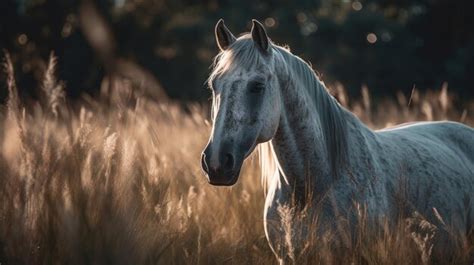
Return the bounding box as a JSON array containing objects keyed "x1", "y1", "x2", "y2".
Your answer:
[{"x1": 201, "y1": 146, "x2": 243, "y2": 186}]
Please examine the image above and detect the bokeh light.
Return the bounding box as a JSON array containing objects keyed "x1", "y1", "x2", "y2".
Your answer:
[
  {"x1": 264, "y1": 17, "x2": 276, "y2": 28},
  {"x1": 296, "y1": 12, "x2": 307, "y2": 23},
  {"x1": 367, "y1": 33, "x2": 377, "y2": 44},
  {"x1": 352, "y1": 1, "x2": 363, "y2": 11},
  {"x1": 18, "y1": 34, "x2": 28, "y2": 45}
]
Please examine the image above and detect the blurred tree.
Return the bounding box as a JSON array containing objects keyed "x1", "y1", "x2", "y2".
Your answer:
[{"x1": 0, "y1": 0, "x2": 473, "y2": 102}]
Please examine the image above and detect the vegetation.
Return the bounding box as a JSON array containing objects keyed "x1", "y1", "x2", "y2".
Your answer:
[{"x1": 0, "y1": 53, "x2": 472, "y2": 264}]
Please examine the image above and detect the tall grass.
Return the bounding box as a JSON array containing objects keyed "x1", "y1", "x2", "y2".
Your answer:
[{"x1": 0, "y1": 54, "x2": 473, "y2": 264}]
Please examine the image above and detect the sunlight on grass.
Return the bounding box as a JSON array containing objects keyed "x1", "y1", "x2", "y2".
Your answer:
[{"x1": 0, "y1": 53, "x2": 472, "y2": 264}]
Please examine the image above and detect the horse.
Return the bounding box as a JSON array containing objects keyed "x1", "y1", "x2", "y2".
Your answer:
[{"x1": 201, "y1": 19, "x2": 474, "y2": 264}]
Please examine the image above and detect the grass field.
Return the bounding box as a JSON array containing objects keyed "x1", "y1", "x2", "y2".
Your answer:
[{"x1": 0, "y1": 54, "x2": 473, "y2": 264}]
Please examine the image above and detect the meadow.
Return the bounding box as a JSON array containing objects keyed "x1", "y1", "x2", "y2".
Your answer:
[{"x1": 0, "y1": 53, "x2": 473, "y2": 265}]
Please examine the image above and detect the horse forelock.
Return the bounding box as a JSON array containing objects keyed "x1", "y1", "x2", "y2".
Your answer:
[{"x1": 208, "y1": 35, "x2": 264, "y2": 86}]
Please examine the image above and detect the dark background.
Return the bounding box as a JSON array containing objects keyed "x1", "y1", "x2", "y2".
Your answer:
[{"x1": 1, "y1": 0, "x2": 473, "y2": 103}]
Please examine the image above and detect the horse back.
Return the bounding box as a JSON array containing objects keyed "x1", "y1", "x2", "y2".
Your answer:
[
  {"x1": 378, "y1": 121, "x2": 474, "y2": 166},
  {"x1": 374, "y1": 121, "x2": 474, "y2": 230}
]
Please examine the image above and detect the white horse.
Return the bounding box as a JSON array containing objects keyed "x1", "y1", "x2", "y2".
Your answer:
[{"x1": 201, "y1": 19, "x2": 474, "y2": 263}]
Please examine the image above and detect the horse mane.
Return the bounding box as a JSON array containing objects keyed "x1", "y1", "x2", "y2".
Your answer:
[
  {"x1": 276, "y1": 47, "x2": 349, "y2": 178},
  {"x1": 208, "y1": 35, "x2": 349, "y2": 191}
]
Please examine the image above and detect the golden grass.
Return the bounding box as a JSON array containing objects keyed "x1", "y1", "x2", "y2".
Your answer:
[{"x1": 0, "y1": 54, "x2": 473, "y2": 264}]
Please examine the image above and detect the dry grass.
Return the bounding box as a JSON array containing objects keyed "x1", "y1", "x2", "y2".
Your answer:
[{"x1": 0, "y1": 54, "x2": 473, "y2": 265}]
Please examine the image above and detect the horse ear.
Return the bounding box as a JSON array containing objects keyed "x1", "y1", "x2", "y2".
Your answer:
[
  {"x1": 251, "y1": 19, "x2": 270, "y2": 53},
  {"x1": 215, "y1": 19, "x2": 236, "y2": 51}
]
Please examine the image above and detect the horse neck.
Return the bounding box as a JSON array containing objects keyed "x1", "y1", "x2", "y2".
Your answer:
[{"x1": 269, "y1": 52, "x2": 374, "y2": 201}]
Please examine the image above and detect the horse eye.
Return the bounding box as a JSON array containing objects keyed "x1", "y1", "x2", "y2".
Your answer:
[{"x1": 249, "y1": 83, "x2": 265, "y2": 94}]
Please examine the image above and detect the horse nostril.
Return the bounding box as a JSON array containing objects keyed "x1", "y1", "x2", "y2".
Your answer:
[
  {"x1": 201, "y1": 153, "x2": 209, "y2": 174},
  {"x1": 224, "y1": 153, "x2": 234, "y2": 172}
]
